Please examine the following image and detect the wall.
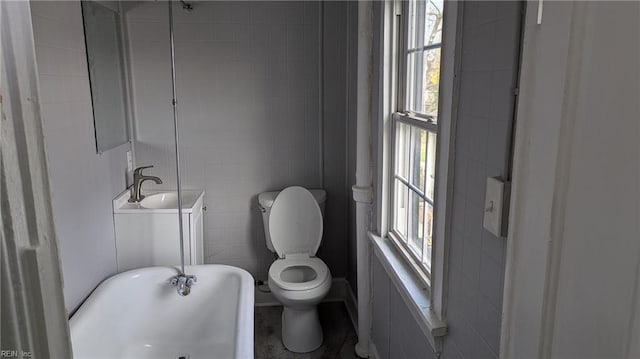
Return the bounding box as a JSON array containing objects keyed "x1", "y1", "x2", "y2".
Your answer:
[
  {"x1": 371, "y1": 2, "x2": 522, "y2": 358},
  {"x1": 321, "y1": 1, "x2": 353, "y2": 285},
  {"x1": 125, "y1": 1, "x2": 351, "y2": 281},
  {"x1": 31, "y1": 1, "x2": 131, "y2": 313},
  {"x1": 502, "y1": 2, "x2": 640, "y2": 357},
  {"x1": 345, "y1": 0, "x2": 359, "y2": 291}
]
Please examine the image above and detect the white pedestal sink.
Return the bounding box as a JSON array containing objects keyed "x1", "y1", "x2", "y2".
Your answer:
[{"x1": 113, "y1": 190, "x2": 205, "y2": 272}]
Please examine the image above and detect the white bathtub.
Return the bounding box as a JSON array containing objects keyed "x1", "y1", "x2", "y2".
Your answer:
[{"x1": 70, "y1": 265, "x2": 254, "y2": 359}]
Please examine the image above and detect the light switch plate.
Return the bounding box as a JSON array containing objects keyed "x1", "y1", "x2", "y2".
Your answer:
[{"x1": 483, "y1": 177, "x2": 510, "y2": 237}]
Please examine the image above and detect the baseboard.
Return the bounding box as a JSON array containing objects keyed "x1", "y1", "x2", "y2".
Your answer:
[
  {"x1": 343, "y1": 280, "x2": 358, "y2": 331},
  {"x1": 369, "y1": 341, "x2": 381, "y2": 359},
  {"x1": 255, "y1": 276, "x2": 358, "y2": 330}
]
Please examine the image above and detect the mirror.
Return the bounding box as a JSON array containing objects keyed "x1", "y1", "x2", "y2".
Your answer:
[{"x1": 81, "y1": 1, "x2": 129, "y2": 153}]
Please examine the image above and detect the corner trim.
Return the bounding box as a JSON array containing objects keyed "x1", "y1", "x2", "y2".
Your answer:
[{"x1": 369, "y1": 341, "x2": 382, "y2": 359}]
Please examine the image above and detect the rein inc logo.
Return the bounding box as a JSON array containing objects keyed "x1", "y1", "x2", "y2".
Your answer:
[{"x1": 0, "y1": 350, "x2": 32, "y2": 358}]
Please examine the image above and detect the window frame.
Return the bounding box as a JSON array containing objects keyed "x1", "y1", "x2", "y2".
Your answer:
[
  {"x1": 398, "y1": 0, "x2": 444, "y2": 119},
  {"x1": 385, "y1": 0, "x2": 459, "y2": 313},
  {"x1": 388, "y1": 0, "x2": 443, "y2": 288},
  {"x1": 389, "y1": 112, "x2": 437, "y2": 286}
]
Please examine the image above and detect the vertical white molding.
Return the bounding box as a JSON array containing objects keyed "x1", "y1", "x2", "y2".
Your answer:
[
  {"x1": 376, "y1": 0, "x2": 396, "y2": 239},
  {"x1": 502, "y1": 2, "x2": 640, "y2": 358},
  {"x1": 538, "y1": 3, "x2": 587, "y2": 356},
  {"x1": 500, "y1": 2, "x2": 575, "y2": 357},
  {"x1": 119, "y1": 1, "x2": 137, "y2": 184},
  {"x1": 625, "y1": 258, "x2": 640, "y2": 358},
  {"x1": 0, "y1": 1, "x2": 72, "y2": 356},
  {"x1": 430, "y1": 0, "x2": 460, "y2": 319},
  {"x1": 353, "y1": 1, "x2": 374, "y2": 357}
]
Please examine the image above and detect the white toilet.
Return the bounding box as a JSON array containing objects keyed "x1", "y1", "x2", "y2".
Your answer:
[{"x1": 258, "y1": 186, "x2": 331, "y2": 353}]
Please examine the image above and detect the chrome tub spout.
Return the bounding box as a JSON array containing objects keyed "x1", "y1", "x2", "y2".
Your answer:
[{"x1": 170, "y1": 273, "x2": 197, "y2": 296}]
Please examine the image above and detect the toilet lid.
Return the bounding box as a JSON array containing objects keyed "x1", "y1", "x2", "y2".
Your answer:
[{"x1": 269, "y1": 186, "x2": 323, "y2": 258}]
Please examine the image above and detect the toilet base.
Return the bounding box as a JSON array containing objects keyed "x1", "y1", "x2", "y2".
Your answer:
[{"x1": 281, "y1": 306, "x2": 323, "y2": 353}]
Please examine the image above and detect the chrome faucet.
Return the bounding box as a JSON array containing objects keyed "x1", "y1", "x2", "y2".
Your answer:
[
  {"x1": 128, "y1": 165, "x2": 163, "y2": 203},
  {"x1": 170, "y1": 273, "x2": 197, "y2": 296}
]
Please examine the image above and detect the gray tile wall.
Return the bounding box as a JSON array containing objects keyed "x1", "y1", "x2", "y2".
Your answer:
[
  {"x1": 346, "y1": 0, "x2": 359, "y2": 292},
  {"x1": 321, "y1": 2, "x2": 351, "y2": 282},
  {"x1": 126, "y1": 2, "x2": 350, "y2": 280},
  {"x1": 371, "y1": 2, "x2": 522, "y2": 358},
  {"x1": 31, "y1": 1, "x2": 131, "y2": 313}
]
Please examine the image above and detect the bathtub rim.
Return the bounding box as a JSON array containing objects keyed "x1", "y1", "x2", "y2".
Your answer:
[{"x1": 69, "y1": 264, "x2": 255, "y2": 359}]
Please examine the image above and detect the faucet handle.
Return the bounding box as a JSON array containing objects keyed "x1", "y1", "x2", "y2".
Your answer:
[{"x1": 133, "y1": 165, "x2": 154, "y2": 175}]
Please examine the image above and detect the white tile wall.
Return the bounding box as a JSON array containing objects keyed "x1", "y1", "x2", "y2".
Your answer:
[
  {"x1": 319, "y1": 1, "x2": 351, "y2": 283},
  {"x1": 389, "y1": 286, "x2": 439, "y2": 359},
  {"x1": 445, "y1": 1, "x2": 521, "y2": 357},
  {"x1": 126, "y1": 2, "x2": 349, "y2": 281},
  {"x1": 31, "y1": 1, "x2": 131, "y2": 313}
]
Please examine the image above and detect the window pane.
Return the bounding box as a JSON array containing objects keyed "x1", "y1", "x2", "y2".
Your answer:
[
  {"x1": 394, "y1": 180, "x2": 409, "y2": 238},
  {"x1": 406, "y1": 47, "x2": 441, "y2": 115},
  {"x1": 426, "y1": 131, "x2": 437, "y2": 200},
  {"x1": 423, "y1": 202, "x2": 434, "y2": 270},
  {"x1": 425, "y1": 0, "x2": 444, "y2": 46},
  {"x1": 405, "y1": 51, "x2": 422, "y2": 114},
  {"x1": 407, "y1": 0, "x2": 444, "y2": 50},
  {"x1": 395, "y1": 122, "x2": 410, "y2": 179},
  {"x1": 407, "y1": 0, "x2": 419, "y2": 50},
  {"x1": 422, "y1": 47, "x2": 441, "y2": 115},
  {"x1": 411, "y1": 127, "x2": 427, "y2": 193},
  {"x1": 408, "y1": 190, "x2": 424, "y2": 257}
]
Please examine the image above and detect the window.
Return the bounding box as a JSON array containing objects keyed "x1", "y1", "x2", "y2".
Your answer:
[
  {"x1": 389, "y1": 0, "x2": 445, "y2": 284},
  {"x1": 404, "y1": 0, "x2": 443, "y2": 116}
]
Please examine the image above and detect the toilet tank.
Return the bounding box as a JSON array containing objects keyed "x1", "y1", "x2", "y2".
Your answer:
[{"x1": 258, "y1": 189, "x2": 326, "y2": 253}]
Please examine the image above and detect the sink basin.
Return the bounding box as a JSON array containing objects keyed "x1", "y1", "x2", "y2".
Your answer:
[
  {"x1": 140, "y1": 192, "x2": 179, "y2": 209},
  {"x1": 113, "y1": 190, "x2": 204, "y2": 214}
]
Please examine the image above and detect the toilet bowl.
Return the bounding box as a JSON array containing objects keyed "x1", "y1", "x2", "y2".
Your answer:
[{"x1": 266, "y1": 186, "x2": 332, "y2": 353}]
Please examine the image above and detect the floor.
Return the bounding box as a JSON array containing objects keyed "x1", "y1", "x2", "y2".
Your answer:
[{"x1": 254, "y1": 302, "x2": 358, "y2": 359}]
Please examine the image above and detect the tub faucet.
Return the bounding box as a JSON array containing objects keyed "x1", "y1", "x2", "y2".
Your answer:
[
  {"x1": 129, "y1": 165, "x2": 162, "y2": 203},
  {"x1": 170, "y1": 273, "x2": 197, "y2": 296}
]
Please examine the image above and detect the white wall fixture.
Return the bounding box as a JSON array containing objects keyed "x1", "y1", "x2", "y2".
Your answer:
[
  {"x1": 113, "y1": 190, "x2": 204, "y2": 272},
  {"x1": 483, "y1": 177, "x2": 509, "y2": 237}
]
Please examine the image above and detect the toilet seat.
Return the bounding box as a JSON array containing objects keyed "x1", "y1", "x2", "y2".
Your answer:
[{"x1": 269, "y1": 256, "x2": 330, "y2": 292}]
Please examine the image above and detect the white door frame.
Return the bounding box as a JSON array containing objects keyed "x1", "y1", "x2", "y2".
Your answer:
[
  {"x1": 1, "y1": 1, "x2": 72, "y2": 357},
  {"x1": 501, "y1": 1, "x2": 640, "y2": 358}
]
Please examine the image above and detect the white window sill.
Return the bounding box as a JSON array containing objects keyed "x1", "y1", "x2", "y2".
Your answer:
[{"x1": 369, "y1": 231, "x2": 447, "y2": 350}]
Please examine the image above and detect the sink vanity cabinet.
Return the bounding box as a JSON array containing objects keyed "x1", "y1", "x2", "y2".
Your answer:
[{"x1": 113, "y1": 190, "x2": 205, "y2": 272}]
